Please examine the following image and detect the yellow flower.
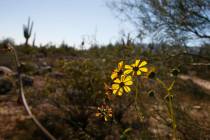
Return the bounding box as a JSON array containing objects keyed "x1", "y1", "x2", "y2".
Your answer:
[
  {"x1": 112, "y1": 75, "x2": 133, "y2": 96},
  {"x1": 124, "y1": 59, "x2": 148, "y2": 76},
  {"x1": 111, "y1": 61, "x2": 124, "y2": 80},
  {"x1": 95, "y1": 105, "x2": 113, "y2": 121}
]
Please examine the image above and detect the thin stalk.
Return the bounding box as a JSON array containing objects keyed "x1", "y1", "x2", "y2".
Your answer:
[
  {"x1": 134, "y1": 77, "x2": 147, "y2": 138},
  {"x1": 156, "y1": 77, "x2": 177, "y2": 140},
  {"x1": 134, "y1": 77, "x2": 142, "y2": 120}
]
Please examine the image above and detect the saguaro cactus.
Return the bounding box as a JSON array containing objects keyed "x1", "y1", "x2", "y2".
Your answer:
[
  {"x1": 32, "y1": 33, "x2": 36, "y2": 47},
  {"x1": 23, "y1": 17, "x2": 33, "y2": 46}
]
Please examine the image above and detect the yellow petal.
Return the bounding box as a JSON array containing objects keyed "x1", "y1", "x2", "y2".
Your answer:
[
  {"x1": 135, "y1": 59, "x2": 140, "y2": 66},
  {"x1": 131, "y1": 64, "x2": 136, "y2": 67},
  {"x1": 140, "y1": 67, "x2": 148, "y2": 72},
  {"x1": 125, "y1": 80, "x2": 133, "y2": 86},
  {"x1": 113, "y1": 89, "x2": 118, "y2": 95},
  {"x1": 104, "y1": 116, "x2": 108, "y2": 121},
  {"x1": 137, "y1": 70, "x2": 141, "y2": 75},
  {"x1": 124, "y1": 69, "x2": 133, "y2": 75},
  {"x1": 117, "y1": 88, "x2": 123, "y2": 96},
  {"x1": 113, "y1": 68, "x2": 118, "y2": 72},
  {"x1": 111, "y1": 72, "x2": 118, "y2": 79},
  {"x1": 118, "y1": 61, "x2": 123, "y2": 69},
  {"x1": 112, "y1": 84, "x2": 119, "y2": 90},
  {"x1": 124, "y1": 75, "x2": 132, "y2": 82},
  {"x1": 124, "y1": 86, "x2": 131, "y2": 93},
  {"x1": 139, "y1": 61, "x2": 147, "y2": 67},
  {"x1": 125, "y1": 65, "x2": 132, "y2": 70},
  {"x1": 114, "y1": 78, "x2": 121, "y2": 83},
  {"x1": 121, "y1": 75, "x2": 126, "y2": 81}
]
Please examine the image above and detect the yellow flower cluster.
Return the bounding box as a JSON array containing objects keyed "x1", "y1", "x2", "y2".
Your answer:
[
  {"x1": 111, "y1": 60, "x2": 148, "y2": 96},
  {"x1": 96, "y1": 59, "x2": 148, "y2": 121}
]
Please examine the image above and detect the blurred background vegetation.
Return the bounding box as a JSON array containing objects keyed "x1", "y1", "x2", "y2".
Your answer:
[{"x1": 0, "y1": 0, "x2": 210, "y2": 140}]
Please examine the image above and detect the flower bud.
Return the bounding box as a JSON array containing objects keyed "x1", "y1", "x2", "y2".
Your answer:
[
  {"x1": 171, "y1": 68, "x2": 180, "y2": 77},
  {"x1": 148, "y1": 71, "x2": 156, "y2": 79}
]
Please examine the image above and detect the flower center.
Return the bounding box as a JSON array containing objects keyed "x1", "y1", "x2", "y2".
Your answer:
[
  {"x1": 117, "y1": 70, "x2": 123, "y2": 76},
  {"x1": 119, "y1": 82, "x2": 125, "y2": 87},
  {"x1": 133, "y1": 67, "x2": 139, "y2": 72}
]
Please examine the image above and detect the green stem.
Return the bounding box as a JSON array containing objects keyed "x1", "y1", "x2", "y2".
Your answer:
[
  {"x1": 135, "y1": 77, "x2": 141, "y2": 120},
  {"x1": 156, "y1": 78, "x2": 177, "y2": 140}
]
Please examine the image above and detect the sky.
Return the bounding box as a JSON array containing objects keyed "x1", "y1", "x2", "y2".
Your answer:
[{"x1": 0, "y1": 0, "x2": 135, "y2": 47}]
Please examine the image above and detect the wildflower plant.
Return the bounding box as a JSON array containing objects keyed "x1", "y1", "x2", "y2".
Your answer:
[
  {"x1": 154, "y1": 70, "x2": 178, "y2": 139},
  {"x1": 97, "y1": 58, "x2": 178, "y2": 140}
]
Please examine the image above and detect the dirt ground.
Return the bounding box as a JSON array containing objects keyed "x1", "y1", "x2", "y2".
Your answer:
[{"x1": 1, "y1": 75, "x2": 210, "y2": 139}]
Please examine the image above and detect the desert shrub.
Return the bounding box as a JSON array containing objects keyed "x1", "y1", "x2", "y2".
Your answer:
[{"x1": 58, "y1": 59, "x2": 111, "y2": 105}]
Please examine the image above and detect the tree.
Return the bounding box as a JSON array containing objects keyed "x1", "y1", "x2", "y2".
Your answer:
[
  {"x1": 109, "y1": 0, "x2": 210, "y2": 44},
  {"x1": 23, "y1": 17, "x2": 33, "y2": 46}
]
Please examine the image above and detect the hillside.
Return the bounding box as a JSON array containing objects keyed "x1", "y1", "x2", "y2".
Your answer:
[{"x1": 0, "y1": 43, "x2": 210, "y2": 140}]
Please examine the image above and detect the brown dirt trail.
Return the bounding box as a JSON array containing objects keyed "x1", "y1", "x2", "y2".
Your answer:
[{"x1": 179, "y1": 74, "x2": 210, "y2": 93}]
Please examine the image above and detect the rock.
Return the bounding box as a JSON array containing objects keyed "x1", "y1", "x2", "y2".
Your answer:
[
  {"x1": 0, "y1": 66, "x2": 14, "y2": 77},
  {"x1": 37, "y1": 66, "x2": 52, "y2": 75},
  {"x1": 0, "y1": 79, "x2": 13, "y2": 95},
  {"x1": 49, "y1": 72, "x2": 65, "y2": 79},
  {"x1": 43, "y1": 66, "x2": 52, "y2": 72},
  {"x1": 19, "y1": 63, "x2": 39, "y2": 74},
  {"x1": 22, "y1": 74, "x2": 33, "y2": 87},
  {"x1": 192, "y1": 105, "x2": 201, "y2": 110},
  {"x1": 41, "y1": 62, "x2": 48, "y2": 66}
]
